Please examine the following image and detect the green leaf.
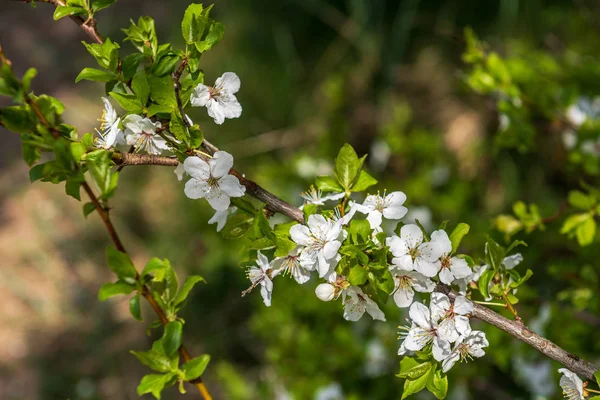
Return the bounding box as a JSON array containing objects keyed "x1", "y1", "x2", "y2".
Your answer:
[
  {"x1": 449, "y1": 223, "x2": 470, "y2": 253},
  {"x1": 334, "y1": 143, "x2": 364, "y2": 189},
  {"x1": 426, "y1": 368, "x2": 448, "y2": 399},
  {"x1": 478, "y1": 268, "x2": 495, "y2": 299},
  {"x1": 401, "y1": 363, "x2": 434, "y2": 399},
  {"x1": 397, "y1": 357, "x2": 420, "y2": 377},
  {"x1": 484, "y1": 236, "x2": 505, "y2": 272},
  {"x1": 181, "y1": 4, "x2": 207, "y2": 44},
  {"x1": 347, "y1": 219, "x2": 371, "y2": 243},
  {"x1": 152, "y1": 52, "x2": 180, "y2": 77},
  {"x1": 315, "y1": 176, "x2": 344, "y2": 192},
  {"x1": 509, "y1": 269, "x2": 533, "y2": 288},
  {"x1": 147, "y1": 103, "x2": 174, "y2": 117},
  {"x1": 274, "y1": 236, "x2": 297, "y2": 257},
  {"x1": 130, "y1": 294, "x2": 142, "y2": 321},
  {"x1": 141, "y1": 257, "x2": 169, "y2": 280},
  {"x1": 98, "y1": 280, "x2": 135, "y2": 301},
  {"x1": 121, "y1": 53, "x2": 147, "y2": 81},
  {"x1": 182, "y1": 355, "x2": 211, "y2": 381},
  {"x1": 137, "y1": 372, "x2": 178, "y2": 399},
  {"x1": 82, "y1": 38, "x2": 120, "y2": 71},
  {"x1": 172, "y1": 275, "x2": 205, "y2": 309},
  {"x1": 21, "y1": 68, "x2": 37, "y2": 93},
  {"x1": 196, "y1": 22, "x2": 224, "y2": 53},
  {"x1": 595, "y1": 370, "x2": 600, "y2": 385},
  {"x1": 351, "y1": 170, "x2": 378, "y2": 192},
  {"x1": 131, "y1": 349, "x2": 177, "y2": 373},
  {"x1": 75, "y1": 67, "x2": 116, "y2": 83},
  {"x1": 91, "y1": 0, "x2": 117, "y2": 13},
  {"x1": 1, "y1": 105, "x2": 36, "y2": 134},
  {"x1": 348, "y1": 265, "x2": 368, "y2": 286},
  {"x1": 109, "y1": 91, "x2": 143, "y2": 113},
  {"x1": 131, "y1": 68, "x2": 150, "y2": 105},
  {"x1": 83, "y1": 202, "x2": 96, "y2": 218},
  {"x1": 53, "y1": 6, "x2": 86, "y2": 20},
  {"x1": 69, "y1": 142, "x2": 87, "y2": 163},
  {"x1": 106, "y1": 246, "x2": 137, "y2": 281},
  {"x1": 162, "y1": 321, "x2": 183, "y2": 356},
  {"x1": 65, "y1": 177, "x2": 82, "y2": 200},
  {"x1": 576, "y1": 216, "x2": 596, "y2": 246},
  {"x1": 221, "y1": 214, "x2": 253, "y2": 240},
  {"x1": 148, "y1": 74, "x2": 177, "y2": 106}
]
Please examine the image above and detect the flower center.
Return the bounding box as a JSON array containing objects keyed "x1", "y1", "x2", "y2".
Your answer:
[
  {"x1": 440, "y1": 255, "x2": 451, "y2": 270},
  {"x1": 397, "y1": 274, "x2": 414, "y2": 290},
  {"x1": 457, "y1": 343, "x2": 473, "y2": 362},
  {"x1": 141, "y1": 130, "x2": 154, "y2": 138}
]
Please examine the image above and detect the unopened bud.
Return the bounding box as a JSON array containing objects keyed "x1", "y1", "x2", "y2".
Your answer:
[{"x1": 315, "y1": 283, "x2": 336, "y2": 302}]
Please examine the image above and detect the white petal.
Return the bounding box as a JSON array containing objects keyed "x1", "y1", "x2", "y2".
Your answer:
[
  {"x1": 205, "y1": 189, "x2": 231, "y2": 211},
  {"x1": 184, "y1": 178, "x2": 209, "y2": 199},
  {"x1": 215, "y1": 72, "x2": 241, "y2": 94},
  {"x1": 410, "y1": 272, "x2": 436, "y2": 293},
  {"x1": 367, "y1": 210, "x2": 383, "y2": 229},
  {"x1": 322, "y1": 240, "x2": 341, "y2": 260},
  {"x1": 307, "y1": 214, "x2": 328, "y2": 232},
  {"x1": 454, "y1": 316, "x2": 471, "y2": 336},
  {"x1": 219, "y1": 175, "x2": 246, "y2": 197},
  {"x1": 400, "y1": 224, "x2": 423, "y2": 248},
  {"x1": 442, "y1": 266, "x2": 459, "y2": 284},
  {"x1": 408, "y1": 302, "x2": 431, "y2": 329},
  {"x1": 315, "y1": 283, "x2": 336, "y2": 301},
  {"x1": 183, "y1": 157, "x2": 211, "y2": 181},
  {"x1": 122, "y1": 114, "x2": 143, "y2": 134},
  {"x1": 365, "y1": 298, "x2": 386, "y2": 321},
  {"x1": 392, "y1": 255, "x2": 414, "y2": 271},
  {"x1": 441, "y1": 352, "x2": 460, "y2": 373},
  {"x1": 289, "y1": 225, "x2": 311, "y2": 246},
  {"x1": 190, "y1": 84, "x2": 211, "y2": 107},
  {"x1": 503, "y1": 253, "x2": 523, "y2": 270},
  {"x1": 222, "y1": 96, "x2": 242, "y2": 119},
  {"x1": 174, "y1": 163, "x2": 186, "y2": 181},
  {"x1": 260, "y1": 283, "x2": 272, "y2": 307},
  {"x1": 454, "y1": 296, "x2": 474, "y2": 315},
  {"x1": 206, "y1": 100, "x2": 226, "y2": 125},
  {"x1": 450, "y1": 257, "x2": 472, "y2": 279},
  {"x1": 430, "y1": 229, "x2": 452, "y2": 255},
  {"x1": 393, "y1": 286, "x2": 414, "y2": 308},
  {"x1": 387, "y1": 235, "x2": 409, "y2": 257},
  {"x1": 208, "y1": 209, "x2": 229, "y2": 231},
  {"x1": 432, "y1": 337, "x2": 452, "y2": 361},
  {"x1": 429, "y1": 292, "x2": 450, "y2": 321},
  {"x1": 383, "y1": 205, "x2": 408, "y2": 220},
  {"x1": 256, "y1": 251, "x2": 270, "y2": 270},
  {"x1": 385, "y1": 191, "x2": 407, "y2": 207},
  {"x1": 414, "y1": 259, "x2": 440, "y2": 277},
  {"x1": 210, "y1": 151, "x2": 235, "y2": 178},
  {"x1": 418, "y1": 241, "x2": 445, "y2": 262}
]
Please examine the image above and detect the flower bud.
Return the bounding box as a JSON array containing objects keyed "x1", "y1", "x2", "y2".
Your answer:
[{"x1": 315, "y1": 283, "x2": 336, "y2": 302}]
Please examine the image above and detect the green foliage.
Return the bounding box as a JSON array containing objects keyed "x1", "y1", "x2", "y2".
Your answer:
[
  {"x1": 561, "y1": 212, "x2": 597, "y2": 246},
  {"x1": 98, "y1": 280, "x2": 135, "y2": 301},
  {"x1": 181, "y1": 4, "x2": 224, "y2": 54},
  {"x1": 182, "y1": 355, "x2": 211, "y2": 381},
  {"x1": 106, "y1": 246, "x2": 137, "y2": 281},
  {"x1": 448, "y1": 223, "x2": 470, "y2": 253},
  {"x1": 82, "y1": 38, "x2": 120, "y2": 71},
  {"x1": 123, "y1": 16, "x2": 158, "y2": 57}
]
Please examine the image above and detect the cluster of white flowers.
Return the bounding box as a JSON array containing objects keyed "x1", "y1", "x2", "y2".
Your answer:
[
  {"x1": 398, "y1": 293, "x2": 489, "y2": 372},
  {"x1": 94, "y1": 98, "x2": 169, "y2": 155},
  {"x1": 94, "y1": 72, "x2": 243, "y2": 152}
]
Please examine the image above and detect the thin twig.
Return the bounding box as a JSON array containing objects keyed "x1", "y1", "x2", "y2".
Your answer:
[{"x1": 437, "y1": 284, "x2": 599, "y2": 380}]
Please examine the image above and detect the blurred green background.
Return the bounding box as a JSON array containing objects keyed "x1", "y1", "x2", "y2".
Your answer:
[{"x1": 1, "y1": 0, "x2": 599, "y2": 399}]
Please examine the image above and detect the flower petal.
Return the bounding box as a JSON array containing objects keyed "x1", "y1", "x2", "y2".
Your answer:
[
  {"x1": 454, "y1": 296, "x2": 474, "y2": 315},
  {"x1": 400, "y1": 224, "x2": 423, "y2": 248},
  {"x1": 184, "y1": 178, "x2": 209, "y2": 199},
  {"x1": 408, "y1": 302, "x2": 431, "y2": 329},
  {"x1": 289, "y1": 225, "x2": 311, "y2": 246},
  {"x1": 219, "y1": 175, "x2": 246, "y2": 197},
  {"x1": 216, "y1": 72, "x2": 241, "y2": 94},
  {"x1": 183, "y1": 156, "x2": 211, "y2": 181},
  {"x1": 190, "y1": 84, "x2": 211, "y2": 107},
  {"x1": 210, "y1": 151, "x2": 235, "y2": 178},
  {"x1": 393, "y1": 286, "x2": 414, "y2": 308},
  {"x1": 205, "y1": 188, "x2": 231, "y2": 211},
  {"x1": 367, "y1": 210, "x2": 383, "y2": 229}
]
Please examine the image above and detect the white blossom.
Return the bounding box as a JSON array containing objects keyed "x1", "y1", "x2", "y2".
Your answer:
[
  {"x1": 558, "y1": 369, "x2": 585, "y2": 400},
  {"x1": 453, "y1": 264, "x2": 487, "y2": 295},
  {"x1": 208, "y1": 206, "x2": 237, "y2": 232},
  {"x1": 431, "y1": 230, "x2": 472, "y2": 285},
  {"x1": 243, "y1": 251, "x2": 274, "y2": 307},
  {"x1": 290, "y1": 214, "x2": 343, "y2": 278},
  {"x1": 299, "y1": 186, "x2": 345, "y2": 208},
  {"x1": 183, "y1": 151, "x2": 246, "y2": 211},
  {"x1": 390, "y1": 269, "x2": 435, "y2": 308},
  {"x1": 399, "y1": 301, "x2": 451, "y2": 361},
  {"x1": 386, "y1": 224, "x2": 446, "y2": 277},
  {"x1": 191, "y1": 72, "x2": 242, "y2": 125},
  {"x1": 122, "y1": 114, "x2": 169, "y2": 155},
  {"x1": 429, "y1": 292, "x2": 473, "y2": 343},
  {"x1": 95, "y1": 97, "x2": 122, "y2": 149},
  {"x1": 342, "y1": 286, "x2": 386, "y2": 322},
  {"x1": 355, "y1": 191, "x2": 408, "y2": 229},
  {"x1": 272, "y1": 247, "x2": 311, "y2": 284},
  {"x1": 441, "y1": 330, "x2": 489, "y2": 372},
  {"x1": 502, "y1": 253, "x2": 523, "y2": 270}
]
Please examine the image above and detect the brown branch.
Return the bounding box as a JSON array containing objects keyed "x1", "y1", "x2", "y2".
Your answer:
[
  {"x1": 111, "y1": 150, "x2": 306, "y2": 223},
  {"x1": 437, "y1": 285, "x2": 599, "y2": 380},
  {"x1": 541, "y1": 202, "x2": 569, "y2": 224}
]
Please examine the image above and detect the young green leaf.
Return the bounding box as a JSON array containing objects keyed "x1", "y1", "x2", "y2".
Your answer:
[
  {"x1": 351, "y1": 170, "x2": 378, "y2": 192},
  {"x1": 130, "y1": 294, "x2": 142, "y2": 321},
  {"x1": 131, "y1": 350, "x2": 176, "y2": 373},
  {"x1": 75, "y1": 67, "x2": 117, "y2": 83},
  {"x1": 161, "y1": 321, "x2": 183, "y2": 356},
  {"x1": 172, "y1": 275, "x2": 205, "y2": 309},
  {"x1": 315, "y1": 176, "x2": 344, "y2": 192},
  {"x1": 82, "y1": 38, "x2": 120, "y2": 71},
  {"x1": 182, "y1": 354, "x2": 211, "y2": 381},
  {"x1": 401, "y1": 364, "x2": 434, "y2": 399},
  {"x1": 98, "y1": 280, "x2": 135, "y2": 301},
  {"x1": 106, "y1": 246, "x2": 138, "y2": 280},
  {"x1": 137, "y1": 372, "x2": 178, "y2": 399},
  {"x1": 131, "y1": 69, "x2": 150, "y2": 105},
  {"x1": 348, "y1": 265, "x2": 368, "y2": 286},
  {"x1": 449, "y1": 223, "x2": 470, "y2": 253},
  {"x1": 334, "y1": 144, "x2": 365, "y2": 189},
  {"x1": 108, "y1": 91, "x2": 143, "y2": 113},
  {"x1": 426, "y1": 368, "x2": 448, "y2": 399}
]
